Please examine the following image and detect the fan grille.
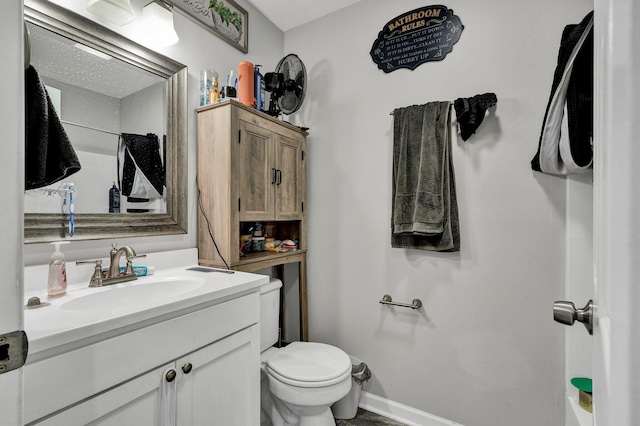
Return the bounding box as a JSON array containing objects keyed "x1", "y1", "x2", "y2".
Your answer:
[{"x1": 275, "y1": 54, "x2": 306, "y2": 114}]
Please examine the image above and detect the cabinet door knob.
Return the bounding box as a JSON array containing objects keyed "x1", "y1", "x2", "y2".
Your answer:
[
  {"x1": 182, "y1": 363, "x2": 193, "y2": 374},
  {"x1": 271, "y1": 168, "x2": 277, "y2": 184},
  {"x1": 276, "y1": 169, "x2": 282, "y2": 185},
  {"x1": 165, "y1": 369, "x2": 177, "y2": 382}
]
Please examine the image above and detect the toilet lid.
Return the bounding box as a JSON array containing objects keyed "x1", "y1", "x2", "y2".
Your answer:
[{"x1": 266, "y1": 342, "x2": 351, "y2": 387}]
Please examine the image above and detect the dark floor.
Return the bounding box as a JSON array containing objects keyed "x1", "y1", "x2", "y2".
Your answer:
[{"x1": 335, "y1": 408, "x2": 407, "y2": 426}]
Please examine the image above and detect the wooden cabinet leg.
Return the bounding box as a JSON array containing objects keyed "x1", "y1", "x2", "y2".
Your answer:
[
  {"x1": 273, "y1": 265, "x2": 286, "y2": 344},
  {"x1": 299, "y1": 254, "x2": 308, "y2": 342}
]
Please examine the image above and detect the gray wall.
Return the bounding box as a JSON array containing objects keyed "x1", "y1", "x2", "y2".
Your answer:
[{"x1": 284, "y1": 1, "x2": 592, "y2": 425}]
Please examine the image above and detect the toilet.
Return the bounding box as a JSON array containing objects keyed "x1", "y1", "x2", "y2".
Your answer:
[{"x1": 260, "y1": 279, "x2": 352, "y2": 425}]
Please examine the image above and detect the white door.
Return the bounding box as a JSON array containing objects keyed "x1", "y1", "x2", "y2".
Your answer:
[
  {"x1": 0, "y1": 1, "x2": 26, "y2": 425},
  {"x1": 592, "y1": 0, "x2": 640, "y2": 424}
]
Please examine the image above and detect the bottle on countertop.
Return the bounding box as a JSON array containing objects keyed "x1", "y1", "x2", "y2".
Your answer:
[
  {"x1": 200, "y1": 69, "x2": 218, "y2": 106},
  {"x1": 109, "y1": 182, "x2": 120, "y2": 213},
  {"x1": 254, "y1": 65, "x2": 265, "y2": 112},
  {"x1": 47, "y1": 241, "x2": 69, "y2": 298}
]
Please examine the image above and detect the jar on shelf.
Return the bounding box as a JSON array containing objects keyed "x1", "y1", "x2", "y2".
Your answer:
[
  {"x1": 264, "y1": 222, "x2": 276, "y2": 237},
  {"x1": 251, "y1": 237, "x2": 265, "y2": 252}
]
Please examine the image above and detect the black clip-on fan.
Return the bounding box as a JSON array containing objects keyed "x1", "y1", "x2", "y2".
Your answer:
[
  {"x1": 264, "y1": 72, "x2": 285, "y2": 117},
  {"x1": 264, "y1": 54, "x2": 307, "y2": 118}
]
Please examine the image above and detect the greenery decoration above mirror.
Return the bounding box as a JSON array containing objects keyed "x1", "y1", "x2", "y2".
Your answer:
[{"x1": 24, "y1": 0, "x2": 187, "y2": 243}]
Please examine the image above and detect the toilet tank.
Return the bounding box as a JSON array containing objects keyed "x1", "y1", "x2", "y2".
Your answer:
[{"x1": 260, "y1": 278, "x2": 282, "y2": 352}]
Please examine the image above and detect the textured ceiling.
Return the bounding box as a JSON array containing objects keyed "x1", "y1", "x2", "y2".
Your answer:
[
  {"x1": 27, "y1": 23, "x2": 162, "y2": 100},
  {"x1": 245, "y1": 0, "x2": 361, "y2": 32},
  {"x1": 26, "y1": 1, "x2": 358, "y2": 98}
]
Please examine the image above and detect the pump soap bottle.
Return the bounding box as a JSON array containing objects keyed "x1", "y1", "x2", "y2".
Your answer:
[{"x1": 48, "y1": 241, "x2": 69, "y2": 298}]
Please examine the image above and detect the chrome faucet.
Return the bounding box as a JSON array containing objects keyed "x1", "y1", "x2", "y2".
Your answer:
[
  {"x1": 76, "y1": 243, "x2": 146, "y2": 287},
  {"x1": 106, "y1": 243, "x2": 146, "y2": 284}
]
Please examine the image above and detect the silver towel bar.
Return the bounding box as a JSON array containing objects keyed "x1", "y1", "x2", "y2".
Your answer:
[
  {"x1": 379, "y1": 294, "x2": 422, "y2": 310},
  {"x1": 390, "y1": 101, "x2": 455, "y2": 115}
]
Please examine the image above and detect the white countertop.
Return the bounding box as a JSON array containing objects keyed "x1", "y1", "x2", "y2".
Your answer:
[{"x1": 24, "y1": 249, "x2": 269, "y2": 361}]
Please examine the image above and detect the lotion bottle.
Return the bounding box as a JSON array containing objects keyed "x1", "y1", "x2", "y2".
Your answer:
[{"x1": 48, "y1": 241, "x2": 69, "y2": 298}]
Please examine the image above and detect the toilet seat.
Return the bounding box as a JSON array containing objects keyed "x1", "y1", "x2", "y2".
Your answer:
[{"x1": 266, "y1": 342, "x2": 351, "y2": 388}]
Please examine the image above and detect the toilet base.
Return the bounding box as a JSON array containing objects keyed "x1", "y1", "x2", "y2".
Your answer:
[
  {"x1": 296, "y1": 406, "x2": 336, "y2": 426},
  {"x1": 263, "y1": 402, "x2": 336, "y2": 426},
  {"x1": 261, "y1": 370, "x2": 342, "y2": 426}
]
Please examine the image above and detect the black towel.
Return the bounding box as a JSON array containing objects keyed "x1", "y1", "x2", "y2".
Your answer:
[
  {"x1": 531, "y1": 11, "x2": 593, "y2": 174},
  {"x1": 119, "y1": 133, "x2": 164, "y2": 200},
  {"x1": 25, "y1": 65, "x2": 81, "y2": 190},
  {"x1": 453, "y1": 93, "x2": 497, "y2": 141}
]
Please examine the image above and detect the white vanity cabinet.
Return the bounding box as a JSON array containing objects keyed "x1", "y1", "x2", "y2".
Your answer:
[
  {"x1": 175, "y1": 325, "x2": 259, "y2": 425},
  {"x1": 29, "y1": 363, "x2": 172, "y2": 425},
  {"x1": 24, "y1": 291, "x2": 261, "y2": 425}
]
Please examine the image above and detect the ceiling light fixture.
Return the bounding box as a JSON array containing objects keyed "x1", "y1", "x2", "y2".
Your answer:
[
  {"x1": 86, "y1": 0, "x2": 136, "y2": 26},
  {"x1": 141, "y1": 0, "x2": 179, "y2": 47}
]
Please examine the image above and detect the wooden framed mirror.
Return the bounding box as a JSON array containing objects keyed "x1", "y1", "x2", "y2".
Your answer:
[{"x1": 24, "y1": 0, "x2": 187, "y2": 243}]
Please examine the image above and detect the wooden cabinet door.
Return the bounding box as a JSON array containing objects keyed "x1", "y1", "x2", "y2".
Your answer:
[
  {"x1": 275, "y1": 135, "x2": 303, "y2": 220},
  {"x1": 239, "y1": 120, "x2": 276, "y2": 221},
  {"x1": 31, "y1": 364, "x2": 174, "y2": 426},
  {"x1": 175, "y1": 326, "x2": 260, "y2": 426}
]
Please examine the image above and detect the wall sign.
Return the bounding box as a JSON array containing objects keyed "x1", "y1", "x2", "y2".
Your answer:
[
  {"x1": 370, "y1": 5, "x2": 464, "y2": 73},
  {"x1": 174, "y1": 0, "x2": 249, "y2": 53}
]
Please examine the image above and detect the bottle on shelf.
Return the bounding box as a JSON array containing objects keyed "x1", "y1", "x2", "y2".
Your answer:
[
  {"x1": 209, "y1": 76, "x2": 219, "y2": 104},
  {"x1": 253, "y1": 222, "x2": 263, "y2": 237}
]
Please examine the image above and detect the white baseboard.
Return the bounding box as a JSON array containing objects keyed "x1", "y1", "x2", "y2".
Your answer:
[{"x1": 359, "y1": 391, "x2": 463, "y2": 426}]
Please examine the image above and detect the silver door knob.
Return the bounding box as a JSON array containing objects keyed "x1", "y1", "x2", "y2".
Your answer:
[{"x1": 553, "y1": 300, "x2": 593, "y2": 335}]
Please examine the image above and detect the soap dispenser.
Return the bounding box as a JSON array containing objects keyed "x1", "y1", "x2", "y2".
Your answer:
[{"x1": 48, "y1": 241, "x2": 69, "y2": 298}]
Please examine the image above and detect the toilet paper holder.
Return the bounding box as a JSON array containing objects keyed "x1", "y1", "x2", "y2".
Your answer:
[{"x1": 379, "y1": 294, "x2": 422, "y2": 310}]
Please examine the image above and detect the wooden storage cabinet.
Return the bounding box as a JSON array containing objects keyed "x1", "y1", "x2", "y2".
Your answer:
[
  {"x1": 239, "y1": 120, "x2": 303, "y2": 221},
  {"x1": 197, "y1": 100, "x2": 307, "y2": 269},
  {"x1": 197, "y1": 100, "x2": 309, "y2": 340}
]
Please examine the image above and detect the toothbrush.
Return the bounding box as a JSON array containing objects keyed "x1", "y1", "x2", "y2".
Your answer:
[
  {"x1": 68, "y1": 183, "x2": 75, "y2": 237},
  {"x1": 227, "y1": 70, "x2": 233, "y2": 87}
]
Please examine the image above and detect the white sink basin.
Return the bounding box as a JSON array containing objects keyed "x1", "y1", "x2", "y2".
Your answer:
[{"x1": 59, "y1": 277, "x2": 205, "y2": 313}]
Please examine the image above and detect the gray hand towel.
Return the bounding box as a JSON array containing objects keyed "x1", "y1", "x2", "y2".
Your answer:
[
  {"x1": 25, "y1": 65, "x2": 81, "y2": 190},
  {"x1": 391, "y1": 102, "x2": 460, "y2": 252}
]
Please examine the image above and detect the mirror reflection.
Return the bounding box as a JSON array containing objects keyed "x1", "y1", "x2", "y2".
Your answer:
[
  {"x1": 25, "y1": 22, "x2": 167, "y2": 215},
  {"x1": 24, "y1": 0, "x2": 188, "y2": 244}
]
